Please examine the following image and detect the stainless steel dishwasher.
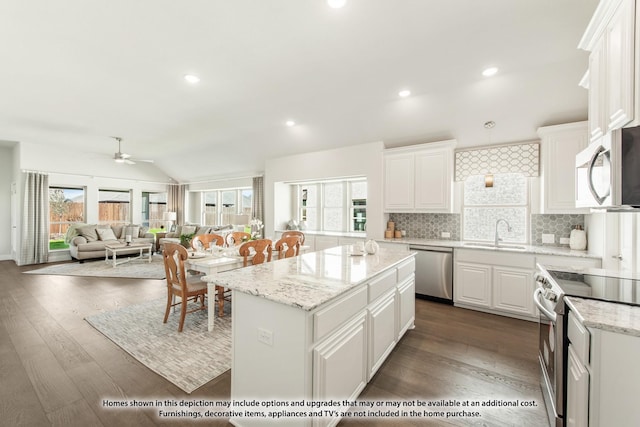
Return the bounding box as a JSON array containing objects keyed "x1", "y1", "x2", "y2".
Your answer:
[{"x1": 409, "y1": 245, "x2": 453, "y2": 303}]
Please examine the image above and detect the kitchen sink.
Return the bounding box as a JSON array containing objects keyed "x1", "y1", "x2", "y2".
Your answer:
[{"x1": 462, "y1": 242, "x2": 528, "y2": 251}]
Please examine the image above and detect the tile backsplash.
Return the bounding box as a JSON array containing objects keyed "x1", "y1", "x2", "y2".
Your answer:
[
  {"x1": 388, "y1": 213, "x2": 461, "y2": 240},
  {"x1": 530, "y1": 214, "x2": 584, "y2": 246},
  {"x1": 388, "y1": 213, "x2": 584, "y2": 246}
]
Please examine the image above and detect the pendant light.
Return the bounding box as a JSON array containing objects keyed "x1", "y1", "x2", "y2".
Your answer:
[{"x1": 484, "y1": 121, "x2": 496, "y2": 188}]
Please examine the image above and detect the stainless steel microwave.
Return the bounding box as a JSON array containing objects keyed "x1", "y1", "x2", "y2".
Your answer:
[{"x1": 575, "y1": 125, "x2": 640, "y2": 209}]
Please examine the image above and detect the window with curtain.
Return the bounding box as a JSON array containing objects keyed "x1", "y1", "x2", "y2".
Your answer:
[
  {"x1": 99, "y1": 189, "x2": 131, "y2": 225},
  {"x1": 296, "y1": 178, "x2": 366, "y2": 233},
  {"x1": 48, "y1": 186, "x2": 85, "y2": 250},
  {"x1": 463, "y1": 173, "x2": 528, "y2": 243}
]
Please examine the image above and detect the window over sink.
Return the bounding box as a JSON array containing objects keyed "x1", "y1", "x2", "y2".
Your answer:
[{"x1": 463, "y1": 173, "x2": 529, "y2": 243}]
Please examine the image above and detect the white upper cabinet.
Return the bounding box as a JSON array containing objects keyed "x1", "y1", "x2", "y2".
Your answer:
[
  {"x1": 580, "y1": 0, "x2": 636, "y2": 140},
  {"x1": 383, "y1": 140, "x2": 456, "y2": 213},
  {"x1": 383, "y1": 152, "x2": 415, "y2": 211},
  {"x1": 537, "y1": 122, "x2": 590, "y2": 213}
]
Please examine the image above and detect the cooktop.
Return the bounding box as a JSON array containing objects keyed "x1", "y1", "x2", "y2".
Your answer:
[{"x1": 544, "y1": 265, "x2": 640, "y2": 307}]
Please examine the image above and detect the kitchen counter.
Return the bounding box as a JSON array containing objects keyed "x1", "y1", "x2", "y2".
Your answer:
[
  {"x1": 564, "y1": 296, "x2": 640, "y2": 337},
  {"x1": 380, "y1": 238, "x2": 601, "y2": 259},
  {"x1": 203, "y1": 245, "x2": 415, "y2": 311}
]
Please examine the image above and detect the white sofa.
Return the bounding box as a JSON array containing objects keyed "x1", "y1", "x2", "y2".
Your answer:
[{"x1": 67, "y1": 223, "x2": 155, "y2": 261}]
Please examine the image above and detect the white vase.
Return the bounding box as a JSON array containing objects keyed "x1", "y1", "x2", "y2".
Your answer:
[
  {"x1": 569, "y1": 227, "x2": 587, "y2": 250},
  {"x1": 364, "y1": 239, "x2": 379, "y2": 254}
]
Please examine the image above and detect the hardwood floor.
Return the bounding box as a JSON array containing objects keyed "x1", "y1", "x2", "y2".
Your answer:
[{"x1": 1, "y1": 260, "x2": 548, "y2": 426}]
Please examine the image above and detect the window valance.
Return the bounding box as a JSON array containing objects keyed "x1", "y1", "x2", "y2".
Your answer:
[{"x1": 455, "y1": 142, "x2": 539, "y2": 181}]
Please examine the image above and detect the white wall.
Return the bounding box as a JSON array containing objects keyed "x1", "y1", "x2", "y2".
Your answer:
[
  {"x1": 264, "y1": 141, "x2": 385, "y2": 239},
  {"x1": 0, "y1": 145, "x2": 14, "y2": 260}
]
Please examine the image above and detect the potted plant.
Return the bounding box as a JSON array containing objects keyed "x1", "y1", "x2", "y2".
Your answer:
[{"x1": 180, "y1": 233, "x2": 195, "y2": 248}]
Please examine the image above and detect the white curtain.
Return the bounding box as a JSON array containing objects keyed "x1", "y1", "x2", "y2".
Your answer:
[
  {"x1": 20, "y1": 172, "x2": 49, "y2": 265},
  {"x1": 252, "y1": 176, "x2": 264, "y2": 222}
]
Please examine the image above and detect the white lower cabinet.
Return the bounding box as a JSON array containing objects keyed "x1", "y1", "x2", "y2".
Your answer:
[
  {"x1": 567, "y1": 307, "x2": 640, "y2": 427},
  {"x1": 367, "y1": 291, "x2": 396, "y2": 379},
  {"x1": 396, "y1": 276, "x2": 415, "y2": 339},
  {"x1": 454, "y1": 249, "x2": 536, "y2": 320},
  {"x1": 313, "y1": 313, "x2": 368, "y2": 427},
  {"x1": 566, "y1": 343, "x2": 589, "y2": 427},
  {"x1": 492, "y1": 266, "x2": 534, "y2": 316},
  {"x1": 454, "y1": 262, "x2": 492, "y2": 308}
]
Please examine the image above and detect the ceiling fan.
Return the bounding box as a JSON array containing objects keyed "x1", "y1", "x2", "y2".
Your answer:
[{"x1": 111, "y1": 137, "x2": 154, "y2": 165}]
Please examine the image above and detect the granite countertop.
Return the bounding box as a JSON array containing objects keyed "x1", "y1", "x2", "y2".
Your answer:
[
  {"x1": 564, "y1": 296, "x2": 640, "y2": 337},
  {"x1": 379, "y1": 238, "x2": 601, "y2": 259},
  {"x1": 202, "y1": 245, "x2": 415, "y2": 311}
]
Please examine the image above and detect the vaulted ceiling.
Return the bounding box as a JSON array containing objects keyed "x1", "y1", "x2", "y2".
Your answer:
[{"x1": 0, "y1": 0, "x2": 598, "y2": 183}]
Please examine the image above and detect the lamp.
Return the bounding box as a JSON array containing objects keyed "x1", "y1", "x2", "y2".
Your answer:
[
  {"x1": 163, "y1": 211, "x2": 177, "y2": 231},
  {"x1": 231, "y1": 214, "x2": 250, "y2": 231}
]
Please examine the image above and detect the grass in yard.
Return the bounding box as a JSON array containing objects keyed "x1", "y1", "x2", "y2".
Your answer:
[{"x1": 49, "y1": 240, "x2": 69, "y2": 250}]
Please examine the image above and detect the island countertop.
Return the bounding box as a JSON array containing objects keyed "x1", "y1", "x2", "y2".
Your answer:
[{"x1": 202, "y1": 245, "x2": 415, "y2": 311}]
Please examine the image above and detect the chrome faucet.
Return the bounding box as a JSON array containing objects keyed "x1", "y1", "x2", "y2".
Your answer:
[{"x1": 494, "y1": 219, "x2": 512, "y2": 247}]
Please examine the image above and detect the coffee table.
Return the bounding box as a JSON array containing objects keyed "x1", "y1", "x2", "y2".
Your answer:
[{"x1": 105, "y1": 243, "x2": 153, "y2": 268}]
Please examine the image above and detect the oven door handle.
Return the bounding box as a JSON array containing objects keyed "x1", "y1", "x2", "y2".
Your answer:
[{"x1": 533, "y1": 288, "x2": 557, "y2": 322}]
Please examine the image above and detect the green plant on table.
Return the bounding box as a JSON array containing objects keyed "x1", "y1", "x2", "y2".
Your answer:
[{"x1": 180, "y1": 233, "x2": 195, "y2": 248}]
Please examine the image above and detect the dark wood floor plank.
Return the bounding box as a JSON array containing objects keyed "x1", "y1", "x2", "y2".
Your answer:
[
  {"x1": 20, "y1": 352, "x2": 84, "y2": 413},
  {"x1": 47, "y1": 399, "x2": 105, "y2": 427},
  {"x1": 0, "y1": 320, "x2": 50, "y2": 427},
  {"x1": 66, "y1": 360, "x2": 157, "y2": 427}
]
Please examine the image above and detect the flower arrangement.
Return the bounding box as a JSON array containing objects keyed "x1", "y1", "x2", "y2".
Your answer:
[{"x1": 250, "y1": 218, "x2": 264, "y2": 240}]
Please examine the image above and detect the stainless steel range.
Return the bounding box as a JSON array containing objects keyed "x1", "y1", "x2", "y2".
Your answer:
[{"x1": 534, "y1": 264, "x2": 640, "y2": 427}]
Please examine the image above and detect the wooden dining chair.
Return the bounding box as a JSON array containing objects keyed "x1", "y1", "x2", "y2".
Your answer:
[
  {"x1": 238, "y1": 239, "x2": 273, "y2": 267},
  {"x1": 281, "y1": 230, "x2": 305, "y2": 245},
  {"x1": 191, "y1": 233, "x2": 225, "y2": 250},
  {"x1": 162, "y1": 243, "x2": 208, "y2": 332},
  {"x1": 226, "y1": 231, "x2": 251, "y2": 247},
  {"x1": 275, "y1": 236, "x2": 301, "y2": 260}
]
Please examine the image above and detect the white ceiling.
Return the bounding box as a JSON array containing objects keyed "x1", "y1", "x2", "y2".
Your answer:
[{"x1": 0, "y1": 0, "x2": 598, "y2": 183}]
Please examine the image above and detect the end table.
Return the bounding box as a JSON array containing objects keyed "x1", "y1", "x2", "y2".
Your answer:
[{"x1": 155, "y1": 232, "x2": 167, "y2": 253}]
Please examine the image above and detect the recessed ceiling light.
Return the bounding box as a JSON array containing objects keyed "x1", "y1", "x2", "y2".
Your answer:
[
  {"x1": 482, "y1": 67, "x2": 498, "y2": 77},
  {"x1": 286, "y1": 120, "x2": 296, "y2": 127},
  {"x1": 398, "y1": 89, "x2": 411, "y2": 98},
  {"x1": 184, "y1": 74, "x2": 200, "y2": 84},
  {"x1": 327, "y1": 0, "x2": 346, "y2": 9}
]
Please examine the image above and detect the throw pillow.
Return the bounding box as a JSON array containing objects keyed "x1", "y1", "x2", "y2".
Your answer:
[
  {"x1": 139, "y1": 226, "x2": 149, "y2": 237},
  {"x1": 123, "y1": 225, "x2": 140, "y2": 239},
  {"x1": 76, "y1": 225, "x2": 99, "y2": 242},
  {"x1": 111, "y1": 225, "x2": 124, "y2": 239},
  {"x1": 96, "y1": 228, "x2": 118, "y2": 241},
  {"x1": 181, "y1": 225, "x2": 196, "y2": 236}
]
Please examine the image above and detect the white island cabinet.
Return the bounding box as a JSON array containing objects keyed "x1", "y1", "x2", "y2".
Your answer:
[{"x1": 204, "y1": 246, "x2": 416, "y2": 427}]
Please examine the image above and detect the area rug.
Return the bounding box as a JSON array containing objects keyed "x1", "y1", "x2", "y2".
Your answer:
[
  {"x1": 85, "y1": 298, "x2": 231, "y2": 393},
  {"x1": 24, "y1": 255, "x2": 166, "y2": 279}
]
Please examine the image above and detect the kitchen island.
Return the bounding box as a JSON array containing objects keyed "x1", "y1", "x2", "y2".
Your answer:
[{"x1": 203, "y1": 245, "x2": 416, "y2": 427}]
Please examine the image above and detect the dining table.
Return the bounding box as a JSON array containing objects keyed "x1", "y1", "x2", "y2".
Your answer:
[
  {"x1": 185, "y1": 245, "x2": 310, "y2": 332},
  {"x1": 185, "y1": 250, "x2": 244, "y2": 332}
]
